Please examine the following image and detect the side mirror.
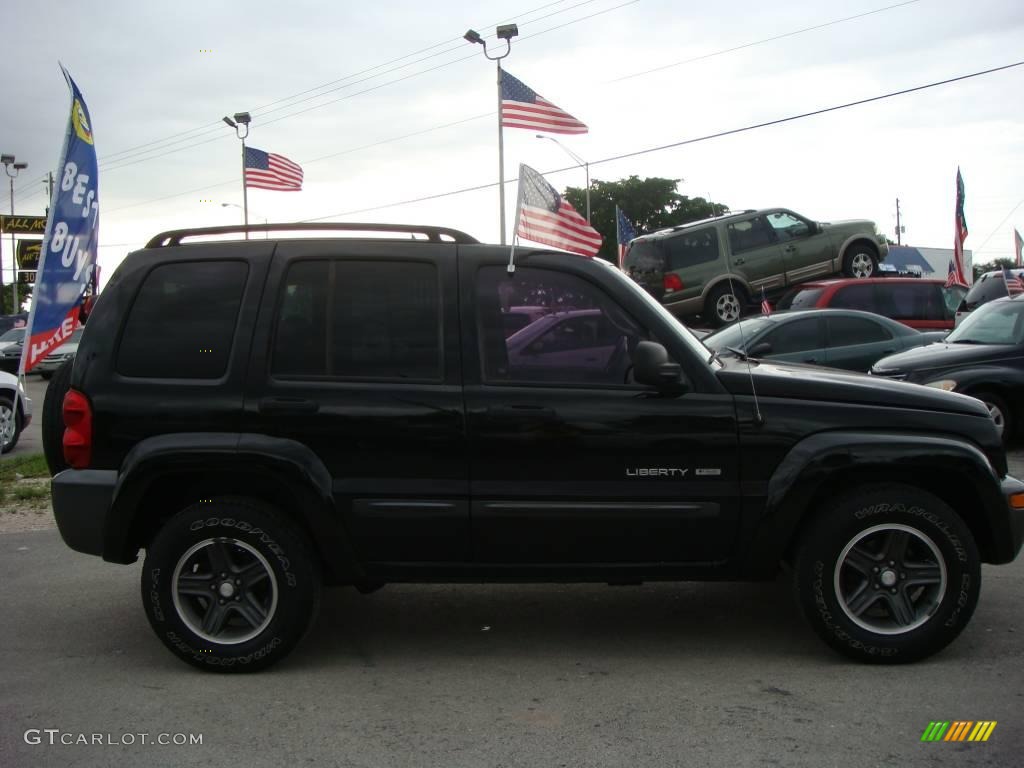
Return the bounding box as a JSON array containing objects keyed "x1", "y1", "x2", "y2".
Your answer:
[
  {"x1": 633, "y1": 341, "x2": 687, "y2": 390},
  {"x1": 749, "y1": 341, "x2": 772, "y2": 357}
]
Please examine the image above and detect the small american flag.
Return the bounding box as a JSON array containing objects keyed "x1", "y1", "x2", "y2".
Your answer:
[
  {"x1": 760, "y1": 287, "x2": 772, "y2": 316},
  {"x1": 514, "y1": 164, "x2": 602, "y2": 256},
  {"x1": 616, "y1": 206, "x2": 637, "y2": 268},
  {"x1": 500, "y1": 71, "x2": 587, "y2": 135},
  {"x1": 245, "y1": 147, "x2": 303, "y2": 191},
  {"x1": 1002, "y1": 267, "x2": 1023, "y2": 295}
]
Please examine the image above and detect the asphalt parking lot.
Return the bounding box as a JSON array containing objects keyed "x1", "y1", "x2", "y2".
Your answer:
[{"x1": 2, "y1": 379, "x2": 1022, "y2": 767}]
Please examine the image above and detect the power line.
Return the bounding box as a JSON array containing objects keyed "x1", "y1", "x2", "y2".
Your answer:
[
  {"x1": 302, "y1": 61, "x2": 1024, "y2": 221},
  {"x1": 609, "y1": 0, "x2": 922, "y2": 83},
  {"x1": 972, "y1": 197, "x2": 1024, "y2": 254}
]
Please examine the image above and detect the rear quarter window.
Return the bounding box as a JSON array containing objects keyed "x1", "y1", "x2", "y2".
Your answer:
[{"x1": 117, "y1": 260, "x2": 248, "y2": 379}]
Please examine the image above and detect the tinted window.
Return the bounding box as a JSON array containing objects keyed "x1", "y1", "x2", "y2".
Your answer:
[
  {"x1": 118, "y1": 261, "x2": 248, "y2": 378},
  {"x1": 827, "y1": 316, "x2": 891, "y2": 347},
  {"x1": 777, "y1": 287, "x2": 824, "y2": 310},
  {"x1": 874, "y1": 284, "x2": 941, "y2": 320},
  {"x1": 963, "y1": 272, "x2": 1018, "y2": 310},
  {"x1": 727, "y1": 216, "x2": 775, "y2": 254},
  {"x1": 763, "y1": 318, "x2": 824, "y2": 354},
  {"x1": 272, "y1": 260, "x2": 442, "y2": 380},
  {"x1": 666, "y1": 227, "x2": 720, "y2": 270},
  {"x1": 829, "y1": 284, "x2": 878, "y2": 313},
  {"x1": 477, "y1": 266, "x2": 647, "y2": 386}
]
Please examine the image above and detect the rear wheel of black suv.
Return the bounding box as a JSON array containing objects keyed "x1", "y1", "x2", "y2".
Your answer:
[
  {"x1": 142, "y1": 498, "x2": 321, "y2": 672},
  {"x1": 794, "y1": 484, "x2": 980, "y2": 663}
]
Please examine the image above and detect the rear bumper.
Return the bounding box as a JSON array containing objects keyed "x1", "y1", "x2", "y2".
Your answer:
[{"x1": 51, "y1": 469, "x2": 116, "y2": 558}]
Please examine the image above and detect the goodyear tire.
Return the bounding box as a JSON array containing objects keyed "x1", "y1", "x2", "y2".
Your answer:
[
  {"x1": 142, "y1": 498, "x2": 321, "y2": 673},
  {"x1": 794, "y1": 484, "x2": 980, "y2": 663},
  {"x1": 42, "y1": 358, "x2": 74, "y2": 475}
]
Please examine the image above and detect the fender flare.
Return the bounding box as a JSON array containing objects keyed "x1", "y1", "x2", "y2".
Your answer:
[
  {"x1": 703, "y1": 274, "x2": 752, "y2": 302},
  {"x1": 744, "y1": 430, "x2": 1011, "y2": 570},
  {"x1": 105, "y1": 432, "x2": 366, "y2": 585},
  {"x1": 837, "y1": 235, "x2": 880, "y2": 264}
]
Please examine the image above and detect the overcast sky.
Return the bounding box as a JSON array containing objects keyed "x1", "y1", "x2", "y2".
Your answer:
[{"x1": 3, "y1": 0, "x2": 1023, "y2": 283}]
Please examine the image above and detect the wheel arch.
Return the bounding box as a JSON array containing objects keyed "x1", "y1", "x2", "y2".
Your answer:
[
  {"x1": 747, "y1": 431, "x2": 1012, "y2": 571},
  {"x1": 105, "y1": 433, "x2": 366, "y2": 586},
  {"x1": 839, "y1": 236, "x2": 880, "y2": 263}
]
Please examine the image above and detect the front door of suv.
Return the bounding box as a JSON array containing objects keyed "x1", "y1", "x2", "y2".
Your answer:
[
  {"x1": 462, "y1": 256, "x2": 741, "y2": 568},
  {"x1": 765, "y1": 210, "x2": 835, "y2": 282},
  {"x1": 244, "y1": 242, "x2": 470, "y2": 565}
]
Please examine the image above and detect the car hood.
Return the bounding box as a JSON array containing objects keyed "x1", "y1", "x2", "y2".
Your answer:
[
  {"x1": 872, "y1": 342, "x2": 1022, "y2": 377},
  {"x1": 821, "y1": 218, "x2": 875, "y2": 231},
  {"x1": 717, "y1": 358, "x2": 988, "y2": 417}
]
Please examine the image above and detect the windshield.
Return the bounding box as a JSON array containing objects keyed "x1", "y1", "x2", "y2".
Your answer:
[
  {"x1": 703, "y1": 316, "x2": 774, "y2": 350},
  {"x1": 597, "y1": 260, "x2": 719, "y2": 367},
  {"x1": 0, "y1": 328, "x2": 25, "y2": 343},
  {"x1": 946, "y1": 299, "x2": 1024, "y2": 345}
]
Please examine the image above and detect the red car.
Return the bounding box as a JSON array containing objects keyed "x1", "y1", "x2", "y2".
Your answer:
[{"x1": 776, "y1": 278, "x2": 967, "y2": 331}]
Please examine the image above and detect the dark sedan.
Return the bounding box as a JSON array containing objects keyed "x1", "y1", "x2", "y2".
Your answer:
[
  {"x1": 703, "y1": 309, "x2": 947, "y2": 372},
  {"x1": 872, "y1": 295, "x2": 1024, "y2": 443}
]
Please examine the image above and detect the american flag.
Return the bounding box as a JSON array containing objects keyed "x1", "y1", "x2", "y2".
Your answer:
[
  {"x1": 616, "y1": 206, "x2": 637, "y2": 267},
  {"x1": 1015, "y1": 228, "x2": 1023, "y2": 268},
  {"x1": 500, "y1": 71, "x2": 587, "y2": 135},
  {"x1": 1003, "y1": 267, "x2": 1023, "y2": 296},
  {"x1": 948, "y1": 168, "x2": 969, "y2": 288},
  {"x1": 760, "y1": 287, "x2": 772, "y2": 316},
  {"x1": 244, "y1": 147, "x2": 303, "y2": 191},
  {"x1": 514, "y1": 164, "x2": 602, "y2": 256}
]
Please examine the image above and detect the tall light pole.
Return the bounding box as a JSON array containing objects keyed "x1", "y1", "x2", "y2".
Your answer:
[
  {"x1": 2, "y1": 155, "x2": 28, "y2": 313},
  {"x1": 536, "y1": 135, "x2": 590, "y2": 223},
  {"x1": 464, "y1": 24, "x2": 518, "y2": 245},
  {"x1": 221, "y1": 202, "x2": 268, "y2": 238},
  {"x1": 222, "y1": 112, "x2": 252, "y2": 239}
]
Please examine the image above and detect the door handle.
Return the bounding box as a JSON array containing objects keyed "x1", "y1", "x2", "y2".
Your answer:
[
  {"x1": 485, "y1": 405, "x2": 558, "y2": 421},
  {"x1": 784, "y1": 245, "x2": 797, "y2": 253},
  {"x1": 258, "y1": 397, "x2": 320, "y2": 413},
  {"x1": 733, "y1": 257, "x2": 745, "y2": 265}
]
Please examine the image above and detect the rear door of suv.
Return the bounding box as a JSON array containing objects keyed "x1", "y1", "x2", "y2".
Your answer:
[
  {"x1": 724, "y1": 214, "x2": 785, "y2": 293},
  {"x1": 243, "y1": 240, "x2": 470, "y2": 566}
]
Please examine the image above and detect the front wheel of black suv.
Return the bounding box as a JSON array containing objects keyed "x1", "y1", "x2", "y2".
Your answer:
[
  {"x1": 794, "y1": 484, "x2": 980, "y2": 663},
  {"x1": 142, "y1": 498, "x2": 321, "y2": 672}
]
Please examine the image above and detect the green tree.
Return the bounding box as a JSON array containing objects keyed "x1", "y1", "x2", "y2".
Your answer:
[
  {"x1": 972, "y1": 257, "x2": 1015, "y2": 282},
  {"x1": 563, "y1": 176, "x2": 729, "y2": 263}
]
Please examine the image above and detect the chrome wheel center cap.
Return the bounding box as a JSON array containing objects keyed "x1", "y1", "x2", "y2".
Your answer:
[
  {"x1": 218, "y1": 581, "x2": 236, "y2": 598},
  {"x1": 880, "y1": 569, "x2": 898, "y2": 588}
]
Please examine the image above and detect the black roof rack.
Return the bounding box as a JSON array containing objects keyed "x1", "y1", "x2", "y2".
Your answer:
[{"x1": 145, "y1": 222, "x2": 480, "y2": 248}]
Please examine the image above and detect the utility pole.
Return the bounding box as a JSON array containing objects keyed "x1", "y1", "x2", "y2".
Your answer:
[{"x1": 895, "y1": 198, "x2": 902, "y2": 246}]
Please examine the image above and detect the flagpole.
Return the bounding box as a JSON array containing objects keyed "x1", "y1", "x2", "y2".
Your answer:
[
  {"x1": 496, "y1": 58, "x2": 506, "y2": 246},
  {"x1": 241, "y1": 136, "x2": 250, "y2": 241}
]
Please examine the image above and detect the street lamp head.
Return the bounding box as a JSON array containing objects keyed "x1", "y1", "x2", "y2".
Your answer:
[
  {"x1": 463, "y1": 29, "x2": 483, "y2": 44},
  {"x1": 222, "y1": 116, "x2": 237, "y2": 128},
  {"x1": 13, "y1": 162, "x2": 27, "y2": 171},
  {"x1": 495, "y1": 23, "x2": 518, "y2": 40},
  {"x1": 233, "y1": 112, "x2": 251, "y2": 125},
  {"x1": 0, "y1": 154, "x2": 14, "y2": 166}
]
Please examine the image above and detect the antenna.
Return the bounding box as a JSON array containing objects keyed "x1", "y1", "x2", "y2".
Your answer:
[{"x1": 719, "y1": 224, "x2": 764, "y2": 427}]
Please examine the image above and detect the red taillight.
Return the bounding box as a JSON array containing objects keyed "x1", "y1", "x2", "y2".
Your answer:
[
  {"x1": 664, "y1": 274, "x2": 684, "y2": 293},
  {"x1": 62, "y1": 389, "x2": 93, "y2": 469}
]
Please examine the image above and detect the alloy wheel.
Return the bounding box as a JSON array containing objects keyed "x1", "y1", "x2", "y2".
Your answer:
[
  {"x1": 851, "y1": 253, "x2": 874, "y2": 278},
  {"x1": 716, "y1": 293, "x2": 741, "y2": 323},
  {"x1": 0, "y1": 403, "x2": 15, "y2": 449}
]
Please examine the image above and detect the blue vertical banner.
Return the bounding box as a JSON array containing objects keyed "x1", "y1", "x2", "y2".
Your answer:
[{"x1": 20, "y1": 65, "x2": 99, "y2": 373}]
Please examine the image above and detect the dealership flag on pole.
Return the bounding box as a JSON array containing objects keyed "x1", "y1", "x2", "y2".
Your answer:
[
  {"x1": 1015, "y1": 228, "x2": 1023, "y2": 267},
  {"x1": 500, "y1": 71, "x2": 588, "y2": 135},
  {"x1": 513, "y1": 164, "x2": 602, "y2": 256},
  {"x1": 20, "y1": 66, "x2": 99, "y2": 374},
  {"x1": 244, "y1": 147, "x2": 303, "y2": 191},
  {"x1": 1003, "y1": 267, "x2": 1023, "y2": 296},
  {"x1": 616, "y1": 206, "x2": 637, "y2": 268},
  {"x1": 947, "y1": 168, "x2": 969, "y2": 288}
]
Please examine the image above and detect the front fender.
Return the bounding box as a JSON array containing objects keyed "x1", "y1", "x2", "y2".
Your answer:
[
  {"x1": 106, "y1": 432, "x2": 365, "y2": 584},
  {"x1": 745, "y1": 431, "x2": 1010, "y2": 571}
]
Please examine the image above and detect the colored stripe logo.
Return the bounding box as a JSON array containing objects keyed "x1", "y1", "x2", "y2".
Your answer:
[{"x1": 921, "y1": 721, "x2": 997, "y2": 742}]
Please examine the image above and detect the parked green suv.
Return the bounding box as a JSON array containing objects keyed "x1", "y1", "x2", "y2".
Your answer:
[{"x1": 623, "y1": 208, "x2": 888, "y2": 326}]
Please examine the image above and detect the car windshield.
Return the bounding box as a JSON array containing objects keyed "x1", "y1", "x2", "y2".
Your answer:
[
  {"x1": 946, "y1": 299, "x2": 1024, "y2": 345},
  {"x1": 703, "y1": 316, "x2": 774, "y2": 350},
  {"x1": 0, "y1": 328, "x2": 24, "y2": 343},
  {"x1": 597, "y1": 260, "x2": 719, "y2": 367}
]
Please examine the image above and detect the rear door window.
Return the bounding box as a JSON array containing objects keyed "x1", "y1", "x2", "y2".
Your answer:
[
  {"x1": 763, "y1": 318, "x2": 825, "y2": 354},
  {"x1": 727, "y1": 216, "x2": 775, "y2": 254},
  {"x1": 117, "y1": 260, "x2": 248, "y2": 379},
  {"x1": 827, "y1": 316, "x2": 891, "y2": 346},
  {"x1": 829, "y1": 284, "x2": 879, "y2": 313}
]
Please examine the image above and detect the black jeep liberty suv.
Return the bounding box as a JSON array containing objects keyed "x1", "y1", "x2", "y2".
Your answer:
[{"x1": 48, "y1": 223, "x2": 1024, "y2": 672}]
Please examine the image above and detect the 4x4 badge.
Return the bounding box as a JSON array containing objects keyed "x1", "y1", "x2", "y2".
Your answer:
[{"x1": 696, "y1": 468, "x2": 722, "y2": 477}]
